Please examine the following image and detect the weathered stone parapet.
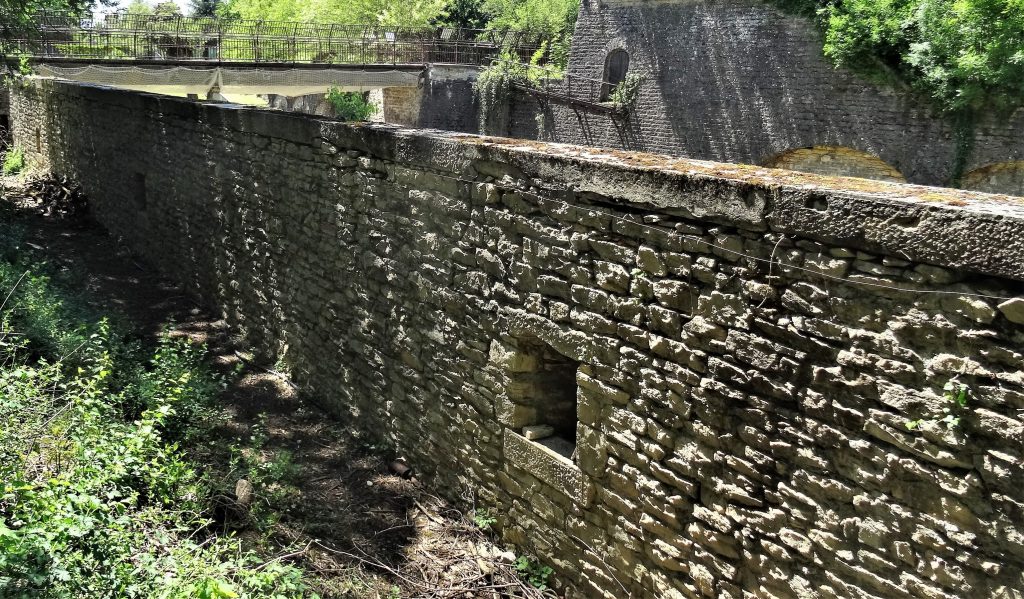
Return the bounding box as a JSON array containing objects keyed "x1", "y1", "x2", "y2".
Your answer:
[{"x1": 11, "y1": 78, "x2": 1024, "y2": 599}]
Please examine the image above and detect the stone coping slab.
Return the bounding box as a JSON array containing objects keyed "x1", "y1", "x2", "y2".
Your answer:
[{"x1": 23, "y1": 77, "x2": 1024, "y2": 282}]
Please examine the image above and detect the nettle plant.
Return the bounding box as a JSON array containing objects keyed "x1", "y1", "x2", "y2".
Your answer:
[{"x1": 906, "y1": 378, "x2": 971, "y2": 432}]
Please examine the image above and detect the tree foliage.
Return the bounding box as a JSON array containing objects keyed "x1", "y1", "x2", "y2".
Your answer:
[
  {"x1": 479, "y1": 0, "x2": 579, "y2": 66},
  {"x1": 218, "y1": 0, "x2": 448, "y2": 27},
  {"x1": 153, "y1": 0, "x2": 183, "y2": 16},
  {"x1": 434, "y1": 0, "x2": 489, "y2": 29},
  {"x1": 189, "y1": 0, "x2": 220, "y2": 17},
  {"x1": 122, "y1": 0, "x2": 153, "y2": 15},
  {"x1": 780, "y1": 0, "x2": 1024, "y2": 113},
  {"x1": 479, "y1": 0, "x2": 578, "y2": 36},
  {"x1": 1, "y1": 0, "x2": 110, "y2": 72},
  {"x1": 217, "y1": 0, "x2": 580, "y2": 66}
]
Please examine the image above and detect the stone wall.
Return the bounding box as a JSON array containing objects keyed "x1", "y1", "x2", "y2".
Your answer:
[
  {"x1": 0, "y1": 86, "x2": 9, "y2": 137},
  {"x1": 11, "y1": 78, "x2": 1024, "y2": 599},
  {"x1": 764, "y1": 147, "x2": 907, "y2": 184},
  {"x1": 505, "y1": 0, "x2": 1024, "y2": 192},
  {"x1": 962, "y1": 162, "x2": 1024, "y2": 197},
  {"x1": 416, "y1": 65, "x2": 480, "y2": 134}
]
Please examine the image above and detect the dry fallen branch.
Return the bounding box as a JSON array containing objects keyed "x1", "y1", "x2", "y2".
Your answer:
[{"x1": 21, "y1": 174, "x2": 89, "y2": 221}]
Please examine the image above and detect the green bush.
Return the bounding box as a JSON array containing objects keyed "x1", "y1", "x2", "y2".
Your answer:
[
  {"x1": 0, "y1": 238, "x2": 312, "y2": 597},
  {"x1": 513, "y1": 555, "x2": 553, "y2": 590},
  {"x1": 326, "y1": 88, "x2": 378, "y2": 122},
  {"x1": 771, "y1": 0, "x2": 1024, "y2": 113},
  {"x1": 481, "y1": 0, "x2": 580, "y2": 68},
  {"x1": 608, "y1": 72, "x2": 644, "y2": 107},
  {"x1": 474, "y1": 53, "x2": 530, "y2": 133},
  {"x1": 2, "y1": 147, "x2": 25, "y2": 176}
]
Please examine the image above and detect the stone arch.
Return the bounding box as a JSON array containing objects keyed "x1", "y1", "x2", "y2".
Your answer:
[
  {"x1": 600, "y1": 48, "x2": 630, "y2": 101},
  {"x1": 961, "y1": 161, "x2": 1024, "y2": 197},
  {"x1": 763, "y1": 146, "x2": 905, "y2": 183}
]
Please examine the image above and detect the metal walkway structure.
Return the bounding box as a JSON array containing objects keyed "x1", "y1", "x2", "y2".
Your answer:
[
  {"x1": 8, "y1": 12, "x2": 540, "y2": 67},
  {"x1": 4, "y1": 12, "x2": 542, "y2": 99}
]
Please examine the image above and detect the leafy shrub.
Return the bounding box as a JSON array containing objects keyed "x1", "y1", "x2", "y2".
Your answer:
[
  {"x1": 905, "y1": 378, "x2": 971, "y2": 431},
  {"x1": 474, "y1": 53, "x2": 530, "y2": 134},
  {"x1": 771, "y1": 0, "x2": 1024, "y2": 113},
  {"x1": 608, "y1": 72, "x2": 644, "y2": 107},
  {"x1": 471, "y1": 508, "x2": 497, "y2": 530},
  {"x1": 3, "y1": 147, "x2": 25, "y2": 176},
  {"x1": 0, "y1": 242, "x2": 312, "y2": 598},
  {"x1": 326, "y1": 88, "x2": 378, "y2": 122}
]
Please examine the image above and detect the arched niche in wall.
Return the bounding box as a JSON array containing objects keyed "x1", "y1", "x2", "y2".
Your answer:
[
  {"x1": 961, "y1": 161, "x2": 1024, "y2": 197},
  {"x1": 763, "y1": 146, "x2": 905, "y2": 183},
  {"x1": 599, "y1": 48, "x2": 630, "y2": 101}
]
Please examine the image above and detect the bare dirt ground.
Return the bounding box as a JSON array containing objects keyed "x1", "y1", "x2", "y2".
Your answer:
[{"x1": 0, "y1": 175, "x2": 556, "y2": 599}]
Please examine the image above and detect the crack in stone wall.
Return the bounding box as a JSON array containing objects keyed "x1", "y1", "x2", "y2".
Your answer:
[{"x1": 10, "y1": 79, "x2": 1024, "y2": 599}]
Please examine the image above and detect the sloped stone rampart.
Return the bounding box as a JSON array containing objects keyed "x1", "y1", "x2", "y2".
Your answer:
[
  {"x1": 506, "y1": 0, "x2": 1024, "y2": 191},
  {"x1": 11, "y1": 79, "x2": 1024, "y2": 599}
]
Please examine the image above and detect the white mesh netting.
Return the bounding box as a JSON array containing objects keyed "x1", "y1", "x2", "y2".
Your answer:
[{"x1": 34, "y1": 64, "x2": 422, "y2": 98}]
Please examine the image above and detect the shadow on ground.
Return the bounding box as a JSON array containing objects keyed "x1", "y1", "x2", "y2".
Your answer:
[{"x1": 1, "y1": 180, "x2": 553, "y2": 599}]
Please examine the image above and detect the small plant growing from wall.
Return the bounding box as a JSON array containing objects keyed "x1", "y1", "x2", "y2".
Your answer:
[
  {"x1": 471, "y1": 508, "x2": 498, "y2": 531},
  {"x1": 2, "y1": 147, "x2": 25, "y2": 176},
  {"x1": 514, "y1": 555, "x2": 554, "y2": 590},
  {"x1": 905, "y1": 378, "x2": 971, "y2": 431},
  {"x1": 608, "y1": 72, "x2": 645, "y2": 109},
  {"x1": 326, "y1": 87, "x2": 378, "y2": 122}
]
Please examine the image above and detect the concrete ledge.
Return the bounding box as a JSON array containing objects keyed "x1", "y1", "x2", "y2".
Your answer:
[{"x1": 503, "y1": 429, "x2": 590, "y2": 505}]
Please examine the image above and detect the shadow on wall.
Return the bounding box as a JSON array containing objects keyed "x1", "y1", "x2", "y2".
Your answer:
[
  {"x1": 961, "y1": 161, "x2": 1024, "y2": 196},
  {"x1": 563, "y1": 0, "x2": 1021, "y2": 187},
  {"x1": 520, "y1": 95, "x2": 644, "y2": 151},
  {"x1": 636, "y1": 1, "x2": 952, "y2": 182},
  {"x1": 763, "y1": 146, "x2": 906, "y2": 183}
]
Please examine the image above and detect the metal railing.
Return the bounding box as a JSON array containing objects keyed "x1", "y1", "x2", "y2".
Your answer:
[
  {"x1": 4, "y1": 11, "x2": 543, "y2": 66},
  {"x1": 495, "y1": 59, "x2": 625, "y2": 114}
]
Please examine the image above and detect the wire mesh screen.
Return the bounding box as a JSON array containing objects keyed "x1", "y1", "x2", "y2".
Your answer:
[
  {"x1": 34, "y1": 64, "x2": 422, "y2": 96},
  {"x1": 7, "y1": 11, "x2": 543, "y2": 66}
]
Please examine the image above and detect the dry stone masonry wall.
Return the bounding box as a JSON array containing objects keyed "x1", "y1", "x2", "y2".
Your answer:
[{"x1": 11, "y1": 79, "x2": 1024, "y2": 599}]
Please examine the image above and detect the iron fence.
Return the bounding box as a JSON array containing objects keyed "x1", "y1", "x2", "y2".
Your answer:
[{"x1": 4, "y1": 11, "x2": 543, "y2": 66}]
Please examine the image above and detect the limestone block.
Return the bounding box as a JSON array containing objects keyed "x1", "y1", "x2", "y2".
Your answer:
[
  {"x1": 503, "y1": 429, "x2": 589, "y2": 504},
  {"x1": 635, "y1": 245, "x2": 668, "y2": 276},
  {"x1": 939, "y1": 294, "x2": 997, "y2": 324},
  {"x1": 997, "y1": 297, "x2": 1024, "y2": 324},
  {"x1": 523, "y1": 424, "x2": 555, "y2": 440}
]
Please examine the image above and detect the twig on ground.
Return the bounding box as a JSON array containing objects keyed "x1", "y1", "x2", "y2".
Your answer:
[
  {"x1": 0, "y1": 270, "x2": 29, "y2": 313},
  {"x1": 254, "y1": 540, "x2": 313, "y2": 572}
]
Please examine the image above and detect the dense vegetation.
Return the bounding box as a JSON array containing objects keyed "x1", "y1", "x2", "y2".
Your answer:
[
  {"x1": 216, "y1": 0, "x2": 580, "y2": 65},
  {"x1": 0, "y1": 212, "x2": 310, "y2": 597},
  {"x1": 779, "y1": 0, "x2": 1024, "y2": 113}
]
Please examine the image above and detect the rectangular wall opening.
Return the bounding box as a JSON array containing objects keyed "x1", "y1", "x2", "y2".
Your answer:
[
  {"x1": 133, "y1": 172, "x2": 147, "y2": 210},
  {"x1": 507, "y1": 339, "x2": 580, "y2": 460}
]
